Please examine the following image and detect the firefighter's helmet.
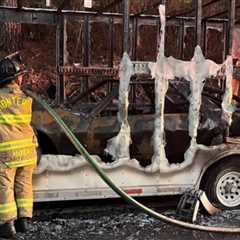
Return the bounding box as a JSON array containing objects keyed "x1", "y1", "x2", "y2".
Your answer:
[{"x1": 0, "y1": 52, "x2": 28, "y2": 85}]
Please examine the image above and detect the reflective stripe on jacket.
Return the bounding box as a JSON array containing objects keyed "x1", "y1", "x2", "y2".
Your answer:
[{"x1": 0, "y1": 82, "x2": 38, "y2": 168}]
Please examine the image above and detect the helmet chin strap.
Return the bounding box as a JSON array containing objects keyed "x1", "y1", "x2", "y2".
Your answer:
[{"x1": 15, "y1": 75, "x2": 23, "y2": 86}]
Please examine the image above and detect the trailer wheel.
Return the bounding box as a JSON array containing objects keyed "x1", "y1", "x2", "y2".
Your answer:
[{"x1": 203, "y1": 158, "x2": 240, "y2": 209}]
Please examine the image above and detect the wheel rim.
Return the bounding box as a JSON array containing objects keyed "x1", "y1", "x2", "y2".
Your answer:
[{"x1": 216, "y1": 171, "x2": 240, "y2": 207}]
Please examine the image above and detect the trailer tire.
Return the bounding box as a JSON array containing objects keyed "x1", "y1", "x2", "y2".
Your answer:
[{"x1": 203, "y1": 157, "x2": 240, "y2": 209}]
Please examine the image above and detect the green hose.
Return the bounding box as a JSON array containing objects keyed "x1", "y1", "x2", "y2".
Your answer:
[{"x1": 27, "y1": 90, "x2": 240, "y2": 233}]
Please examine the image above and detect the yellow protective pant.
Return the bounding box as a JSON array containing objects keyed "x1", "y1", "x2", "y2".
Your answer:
[{"x1": 0, "y1": 165, "x2": 34, "y2": 223}]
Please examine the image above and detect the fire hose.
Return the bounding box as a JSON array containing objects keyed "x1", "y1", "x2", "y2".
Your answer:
[{"x1": 26, "y1": 90, "x2": 240, "y2": 234}]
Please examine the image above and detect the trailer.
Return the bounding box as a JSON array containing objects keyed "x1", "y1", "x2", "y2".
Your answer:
[{"x1": 0, "y1": 0, "x2": 240, "y2": 210}]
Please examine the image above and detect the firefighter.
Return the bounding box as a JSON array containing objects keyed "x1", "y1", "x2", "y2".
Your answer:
[{"x1": 0, "y1": 53, "x2": 38, "y2": 239}]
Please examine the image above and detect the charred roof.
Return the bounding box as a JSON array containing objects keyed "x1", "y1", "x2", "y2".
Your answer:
[{"x1": 1, "y1": 0, "x2": 239, "y2": 22}]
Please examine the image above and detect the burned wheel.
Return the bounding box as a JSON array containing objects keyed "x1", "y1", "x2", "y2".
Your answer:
[
  {"x1": 203, "y1": 158, "x2": 240, "y2": 209},
  {"x1": 216, "y1": 171, "x2": 240, "y2": 208}
]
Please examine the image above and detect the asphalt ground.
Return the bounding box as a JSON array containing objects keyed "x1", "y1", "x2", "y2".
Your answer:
[{"x1": 6, "y1": 197, "x2": 240, "y2": 240}]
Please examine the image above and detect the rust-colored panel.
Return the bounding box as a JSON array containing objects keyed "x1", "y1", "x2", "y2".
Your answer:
[
  {"x1": 113, "y1": 22, "x2": 123, "y2": 65},
  {"x1": 206, "y1": 27, "x2": 224, "y2": 64},
  {"x1": 166, "y1": 25, "x2": 181, "y2": 58},
  {"x1": 183, "y1": 26, "x2": 195, "y2": 61},
  {"x1": 91, "y1": 21, "x2": 109, "y2": 66},
  {"x1": 137, "y1": 25, "x2": 158, "y2": 61}
]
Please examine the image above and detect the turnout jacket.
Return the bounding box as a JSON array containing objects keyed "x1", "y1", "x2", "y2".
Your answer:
[{"x1": 0, "y1": 82, "x2": 38, "y2": 168}]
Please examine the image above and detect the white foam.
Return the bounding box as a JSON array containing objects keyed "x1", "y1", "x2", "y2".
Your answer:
[{"x1": 104, "y1": 53, "x2": 133, "y2": 162}]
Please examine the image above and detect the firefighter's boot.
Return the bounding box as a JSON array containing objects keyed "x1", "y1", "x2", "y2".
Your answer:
[
  {"x1": 15, "y1": 217, "x2": 31, "y2": 233},
  {"x1": 0, "y1": 221, "x2": 16, "y2": 239}
]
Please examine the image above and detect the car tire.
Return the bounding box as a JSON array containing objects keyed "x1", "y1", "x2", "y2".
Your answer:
[{"x1": 203, "y1": 157, "x2": 240, "y2": 210}]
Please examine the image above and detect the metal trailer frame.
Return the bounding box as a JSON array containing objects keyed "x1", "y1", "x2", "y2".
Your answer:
[
  {"x1": 0, "y1": 0, "x2": 239, "y2": 202},
  {"x1": 0, "y1": 0, "x2": 237, "y2": 107}
]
